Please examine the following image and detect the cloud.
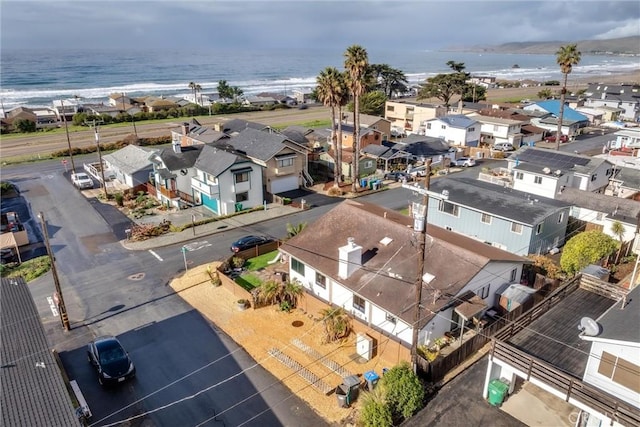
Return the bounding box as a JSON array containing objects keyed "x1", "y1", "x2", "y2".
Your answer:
[{"x1": 1, "y1": 1, "x2": 638, "y2": 50}]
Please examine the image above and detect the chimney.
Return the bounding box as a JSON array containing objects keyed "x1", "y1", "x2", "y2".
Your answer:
[
  {"x1": 338, "y1": 237, "x2": 362, "y2": 279},
  {"x1": 182, "y1": 122, "x2": 189, "y2": 136},
  {"x1": 213, "y1": 122, "x2": 223, "y2": 132},
  {"x1": 172, "y1": 138, "x2": 182, "y2": 154}
]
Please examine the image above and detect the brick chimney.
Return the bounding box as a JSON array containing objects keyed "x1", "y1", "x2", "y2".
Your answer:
[{"x1": 338, "y1": 237, "x2": 362, "y2": 279}]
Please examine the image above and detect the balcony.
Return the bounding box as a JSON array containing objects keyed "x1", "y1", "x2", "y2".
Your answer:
[
  {"x1": 157, "y1": 186, "x2": 177, "y2": 199},
  {"x1": 191, "y1": 176, "x2": 219, "y2": 196}
]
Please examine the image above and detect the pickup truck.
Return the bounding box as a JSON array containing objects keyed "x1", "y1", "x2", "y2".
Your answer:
[{"x1": 71, "y1": 172, "x2": 94, "y2": 189}]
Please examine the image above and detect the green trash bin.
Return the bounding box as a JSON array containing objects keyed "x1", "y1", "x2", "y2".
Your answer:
[
  {"x1": 235, "y1": 203, "x2": 243, "y2": 212},
  {"x1": 488, "y1": 379, "x2": 509, "y2": 406}
]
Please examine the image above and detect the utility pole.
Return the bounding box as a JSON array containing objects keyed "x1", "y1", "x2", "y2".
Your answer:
[
  {"x1": 121, "y1": 92, "x2": 138, "y2": 136},
  {"x1": 411, "y1": 159, "x2": 432, "y2": 373},
  {"x1": 60, "y1": 99, "x2": 76, "y2": 174},
  {"x1": 87, "y1": 120, "x2": 109, "y2": 198},
  {"x1": 39, "y1": 212, "x2": 70, "y2": 331}
]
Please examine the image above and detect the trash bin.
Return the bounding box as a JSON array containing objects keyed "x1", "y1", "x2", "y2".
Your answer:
[
  {"x1": 364, "y1": 370, "x2": 379, "y2": 391},
  {"x1": 235, "y1": 203, "x2": 243, "y2": 212},
  {"x1": 335, "y1": 384, "x2": 350, "y2": 408},
  {"x1": 487, "y1": 379, "x2": 509, "y2": 406},
  {"x1": 342, "y1": 375, "x2": 361, "y2": 402},
  {"x1": 360, "y1": 178, "x2": 368, "y2": 188}
]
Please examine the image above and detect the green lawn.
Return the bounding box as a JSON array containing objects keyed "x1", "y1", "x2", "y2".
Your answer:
[
  {"x1": 235, "y1": 274, "x2": 262, "y2": 291},
  {"x1": 244, "y1": 250, "x2": 279, "y2": 271},
  {"x1": 0, "y1": 256, "x2": 51, "y2": 281}
]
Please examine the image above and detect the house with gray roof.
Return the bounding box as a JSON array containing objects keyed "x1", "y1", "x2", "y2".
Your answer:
[
  {"x1": 148, "y1": 144, "x2": 203, "y2": 208},
  {"x1": 584, "y1": 83, "x2": 640, "y2": 122},
  {"x1": 607, "y1": 164, "x2": 640, "y2": 198},
  {"x1": 102, "y1": 144, "x2": 155, "y2": 188},
  {"x1": 278, "y1": 200, "x2": 529, "y2": 362},
  {"x1": 390, "y1": 134, "x2": 455, "y2": 166},
  {"x1": 485, "y1": 275, "x2": 638, "y2": 427},
  {"x1": 215, "y1": 118, "x2": 268, "y2": 135},
  {"x1": 422, "y1": 114, "x2": 481, "y2": 147},
  {"x1": 555, "y1": 187, "x2": 640, "y2": 244},
  {"x1": 360, "y1": 144, "x2": 411, "y2": 172},
  {"x1": 192, "y1": 145, "x2": 264, "y2": 215},
  {"x1": 506, "y1": 146, "x2": 615, "y2": 199},
  {"x1": 1, "y1": 277, "x2": 82, "y2": 426},
  {"x1": 216, "y1": 127, "x2": 311, "y2": 196},
  {"x1": 170, "y1": 119, "x2": 228, "y2": 148},
  {"x1": 426, "y1": 176, "x2": 571, "y2": 256}
]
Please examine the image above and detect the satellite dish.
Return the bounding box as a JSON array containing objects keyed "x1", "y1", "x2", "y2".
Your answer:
[
  {"x1": 542, "y1": 167, "x2": 551, "y2": 174},
  {"x1": 578, "y1": 317, "x2": 600, "y2": 336}
]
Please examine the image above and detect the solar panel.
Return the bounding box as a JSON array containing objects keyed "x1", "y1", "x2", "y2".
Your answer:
[{"x1": 516, "y1": 149, "x2": 590, "y2": 170}]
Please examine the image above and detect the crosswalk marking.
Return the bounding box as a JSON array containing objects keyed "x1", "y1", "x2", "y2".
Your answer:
[{"x1": 148, "y1": 250, "x2": 163, "y2": 262}]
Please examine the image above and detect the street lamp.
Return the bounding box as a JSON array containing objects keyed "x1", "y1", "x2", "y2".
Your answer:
[
  {"x1": 60, "y1": 99, "x2": 76, "y2": 174},
  {"x1": 38, "y1": 211, "x2": 70, "y2": 331},
  {"x1": 92, "y1": 123, "x2": 109, "y2": 199}
]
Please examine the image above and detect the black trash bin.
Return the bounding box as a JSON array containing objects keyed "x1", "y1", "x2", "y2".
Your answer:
[
  {"x1": 342, "y1": 375, "x2": 361, "y2": 402},
  {"x1": 335, "y1": 384, "x2": 350, "y2": 408}
]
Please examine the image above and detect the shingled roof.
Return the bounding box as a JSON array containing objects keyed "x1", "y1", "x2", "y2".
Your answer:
[
  {"x1": 279, "y1": 200, "x2": 526, "y2": 325},
  {"x1": 193, "y1": 145, "x2": 260, "y2": 176},
  {"x1": 1, "y1": 277, "x2": 81, "y2": 426}
]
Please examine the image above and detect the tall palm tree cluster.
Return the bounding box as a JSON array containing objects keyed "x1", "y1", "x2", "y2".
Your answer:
[{"x1": 316, "y1": 45, "x2": 410, "y2": 191}]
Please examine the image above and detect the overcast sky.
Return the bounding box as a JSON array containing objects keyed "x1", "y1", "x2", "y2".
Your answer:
[{"x1": 2, "y1": 1, "x2": 639, "y2": 51}]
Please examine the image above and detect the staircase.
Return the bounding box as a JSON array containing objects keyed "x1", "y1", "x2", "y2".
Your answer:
[{"x1": 291, "y1": 338, "x2": 355, "y2": 378}]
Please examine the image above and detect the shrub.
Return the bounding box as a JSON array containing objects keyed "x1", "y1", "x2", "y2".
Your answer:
[
  {"x1": 381, "y1": 362, "x2": 425, "y2": 420},
  {"x1": 327, "y1": 186, "x2": 343, "y2": 197},
  {"x1": 114, "y1": 192, "x2": 124, "y2": 207},
  {"x1": 232, "y1": 256, "x2": 245, "y2": 269},
  {"x1": 359, "y1": 387, "x2": 393, "y2": 427}
]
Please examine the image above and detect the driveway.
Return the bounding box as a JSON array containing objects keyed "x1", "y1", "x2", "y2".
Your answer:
[{"x1": 402, "y1": 355, "x2": 525, "y2": 427}]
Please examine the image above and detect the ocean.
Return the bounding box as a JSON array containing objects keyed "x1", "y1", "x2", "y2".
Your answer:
[{"x1": 1, "y1": 47, "x2": 639, "y2": 110}]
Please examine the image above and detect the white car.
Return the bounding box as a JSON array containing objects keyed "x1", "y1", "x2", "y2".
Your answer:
[
  {"x1": 453, "y1": 157, "x2": 476, "y2": 167},
  {"x1": 492, "y1": 143, "x2": 515, "y2": 152},
  {"x1": 71, "y1": 172, "x2": 94, "y2": 189}
]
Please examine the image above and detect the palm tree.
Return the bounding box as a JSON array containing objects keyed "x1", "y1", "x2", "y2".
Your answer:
[
  {"x1": 319, "y1": 306, "x2": 351, "y2": 344},
  {"x1": 555, "y1": 44, "x2": 581, "y2": 151},
  {"x1": 282, "y1": 280, "x2": 304, "y2": 309},
  {"x1": 336, "y1": 72, "x2": 349, "y2": 184},
  {"x1": 188, "y1": 81, "x2": 196, "y2": 103},
  {"x1": 194, "y1": 83, "x2": 202, "y2": 105},
  {"x1": 286, "y1": 222, "x2": 307, "y2": 238},
  {"x1": 344, "y1": 45, "x2": 369, "y2": 192},
  {"x1": 611, "y1": 220, "x2": 626, "y2": 264},
  {"x1": 316, "y1": 67, "x2": 344, "y2": 187}
]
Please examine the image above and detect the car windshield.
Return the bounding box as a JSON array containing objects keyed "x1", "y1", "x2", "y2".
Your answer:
[{"x1": 98, "y1": 342, "x2": 126, "y2": 365}]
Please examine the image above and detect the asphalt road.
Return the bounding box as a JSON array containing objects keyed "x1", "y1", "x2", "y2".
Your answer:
[{"x1": 2, "y1": 162, "x2": 329, "y2": 427}]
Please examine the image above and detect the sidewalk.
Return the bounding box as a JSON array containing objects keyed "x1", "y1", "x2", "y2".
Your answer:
[{"x1": 121, "y1": 203, "x2": 302, "y2": 250}]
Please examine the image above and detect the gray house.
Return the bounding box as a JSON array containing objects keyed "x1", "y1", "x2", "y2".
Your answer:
[
  {"x1": 426, "y1": 177, "x2": 571, "y2": 256},
  {"x1": 148, "y1": 143, "x2": 203, "y2": 208},
  {"x1": 102, "y1": 144, "x2": 155, "y2": 188}
]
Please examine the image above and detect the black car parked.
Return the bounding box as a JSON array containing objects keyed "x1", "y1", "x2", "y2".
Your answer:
[
  {"x1": 230, "y1": 235, "x2": 274, "y2": 253},
  {"x1": 87, "y1": 336, "x2": 136, "y2": 386},
  {"x1": 383, "y1": 171, "x2": 411, "y2": 182}
]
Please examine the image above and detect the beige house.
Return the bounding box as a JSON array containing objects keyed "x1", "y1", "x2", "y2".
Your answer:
[
  {"x1": 384, "y1": 100, "x2": 446, "y2": 134},
  {"x1": 340, "y1": 113, "x2": 392, "y2": 139},
  {"x1": 222, "y1": 127, "x2": 311, "y2": 196}
]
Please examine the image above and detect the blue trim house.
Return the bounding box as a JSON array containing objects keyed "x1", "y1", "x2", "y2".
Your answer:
[{"x1": 426, "y1": 177, "x2": 571, "y2": 256}]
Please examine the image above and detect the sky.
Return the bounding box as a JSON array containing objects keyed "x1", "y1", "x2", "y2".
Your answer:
[{"x1": 2, "y1": 1, "x2": 639, "y2": 51}]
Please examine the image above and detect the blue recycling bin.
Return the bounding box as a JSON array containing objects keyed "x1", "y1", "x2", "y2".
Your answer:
[
  {"x1": 360, "y1": 178, "x2": 368, "y2": 188},
  {"x1": 364, "y1": 370, "x2": 380, "y2": 391}
]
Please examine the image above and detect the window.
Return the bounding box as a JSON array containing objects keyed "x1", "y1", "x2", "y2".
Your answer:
[
  {"x1": 468, "y1": 127, "x2": 475, "y2": 132},
  {"x1": 441, "y1": 125, "x2": 446, "y2": 130},
  {"x1": 439, "y1": 201, "x2": 459, "y2": 217},
  {"x1": 427, "y1": 123, "x2": 432, "y2": 130},
  {"x1": 387, "y1": 105, "x2": 395, "y2": 112},
  {"x1": 591, "y1": 174, "x2": 597, "y2": 182},
  {"x1": 481, "y1": 213, "x2": 492, "y2": 224},
  {"x1": 558, "y1": 212, "x2": 565, "y2": 223},
  {"x1": 511, "y1": 222, "x2": 523, "y2": 234},
  {"x1": 234, "y1": 172, "x2": 249, "y2": 183},
  {"x1": 510, "y1": 268, "x2": 517, "y2": 282},
  {"x1": 385, "y1": 313, "x2": 397, "y2": 324},
  {"x1": 206, "y1": 173, "x2": 217, "y2": 183},
  {"x1": 598, "y1": 352, "x2": 640, "y2": 393},
  {"x1": 516, "y1": 172, "x2": 523, "y2": 180},
  {"x1": 353, "y1": 295, "x2": 365, "y2": 313},
  {"x1": 596, "y1": 212, "x2": 604, "y2": 221},
  {"x1": 493, "y1": 125, "x2": 499, "y2": 132},
  {"x1": 316, "y1": 272, "x2": 326, "y2": 289},
  {"x1": 364, "y1": 160, "x2": 373, "y2": 168},
  {"x1": 374, "y1": 134, "x2": 379, "y2": 140},
  {"x1": 291, "y1": 258, "x2": 305, "y2": 275},
  {"x1": 277, "y1": 157, "x2": 294, "y2": 168},
  {"x1": 235, "y1": 192, "x2": 248, "y2": 202},
  {"x1": 476, "y1": 284, "x2": 490, "y2": 299},
  {"x1": 536, "y1": 223, "x2": 543, "y2": 235},
  {"x1": 534, "y1": 176, "x2": 542, "y2": 184}
]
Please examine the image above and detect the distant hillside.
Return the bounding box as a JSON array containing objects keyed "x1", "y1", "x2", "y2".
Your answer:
[{"x1": 445, "y1": 36, "x2": 640, "y2": 55}]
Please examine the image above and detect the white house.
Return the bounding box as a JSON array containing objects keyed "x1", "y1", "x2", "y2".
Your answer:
[
  {"x1": 422, "y1": 114, "x2": 481, "y2": 147},
  {"x1": 506, "y1": 147, "x2": 615, "y2": 199},
  {"x1": 102, "y1": 144, "x2": 155, "y2": 188},
  {"x1": 147, "y1": 142, "x2": 203, "y2": 208},
  {"x1": 278, "y1": 200, "x2": 529, "y2": 360},
  {"x1": 468, "y1": 113, "x2": 527, "y2": 147},
  {"x1": 192, "y1": 145, "x2": 264, "y2": 215}
]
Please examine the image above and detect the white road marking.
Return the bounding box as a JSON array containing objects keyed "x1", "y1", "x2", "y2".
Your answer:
[
  {"x1": 182, "y1": 241, "x2": 212, "y2": 252},
  {"x1": 148, "y1": 250, "x2": 163, "y2": 262},
  {"x1": 47, "y1": 296, "x2": 59, "y2": 317}
]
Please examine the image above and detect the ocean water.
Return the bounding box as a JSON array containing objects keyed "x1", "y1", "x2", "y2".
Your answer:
[{"x1": 1, "y1": 47, "x2": 638, "y2": 110}]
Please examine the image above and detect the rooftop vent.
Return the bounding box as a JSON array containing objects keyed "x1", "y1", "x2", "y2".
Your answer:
[{"x1": 542, "y1": 167, "x2": 551, "y2": 174}]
